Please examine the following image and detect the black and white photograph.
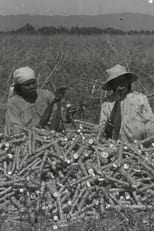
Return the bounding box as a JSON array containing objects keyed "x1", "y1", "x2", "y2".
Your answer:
[{"x1": 0, "y1": 0, "x2": 154, "y2": 230}]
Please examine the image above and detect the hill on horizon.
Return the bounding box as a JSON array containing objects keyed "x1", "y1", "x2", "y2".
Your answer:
[{"x1": 0, "y1": 13, "x2": 154, "y2": 31}]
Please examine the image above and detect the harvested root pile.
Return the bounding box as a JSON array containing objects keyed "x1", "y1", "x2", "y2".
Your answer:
[{"x1": 0, "y1": 125, "x2": 153, "y2": 229}]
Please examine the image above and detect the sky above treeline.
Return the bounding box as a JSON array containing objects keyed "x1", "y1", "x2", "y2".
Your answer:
[{"x1": 0, "y1": 0, "x2": 154, "y2": 15}]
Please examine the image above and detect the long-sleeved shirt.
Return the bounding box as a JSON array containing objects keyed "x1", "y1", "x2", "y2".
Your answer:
[
  {"x1": 99, "y1": 91, "x2": 154, "y2": 143},
  {"x1": 4, "y1": 89, "x2": 64, "y2": 136}
]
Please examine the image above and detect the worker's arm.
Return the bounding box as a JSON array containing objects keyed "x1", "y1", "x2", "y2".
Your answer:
[
  {"x1": 141, "y1": 95, "x2": 154, "y2": 137},
  {"x1": 99, "y1": 102, "x2": 109, "y2": 125},
  {"x1": 97, "y1": 102, "x2": 112, "y2": 137},
  {"x1": 4, "y1": 102, "x2": 25, "y2": 136},
  {"x1": 38, "y1": 87, "x2": 66, "y2": 129}
]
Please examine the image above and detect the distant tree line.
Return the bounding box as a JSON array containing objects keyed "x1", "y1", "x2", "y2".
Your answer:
[{"x1": 2, "y1": 23, "x2": 154, "y2": 35}]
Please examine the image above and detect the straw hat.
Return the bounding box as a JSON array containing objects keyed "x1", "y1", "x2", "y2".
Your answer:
[{"x1": 102, "y1": 64, "x2": 139, "y2": 90}]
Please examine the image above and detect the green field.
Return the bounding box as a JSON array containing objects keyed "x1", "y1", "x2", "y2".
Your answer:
[{"x1": 0, "y1": 34, "x2": 154, "y2": 132}]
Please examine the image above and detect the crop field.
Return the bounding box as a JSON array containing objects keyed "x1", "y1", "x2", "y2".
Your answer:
[
  {"x1": 0, "y1": 34, "x2": 154, "y2": 231},
  {"x1": 0, "y1": 34, "x2": 154, "y2": 131}
]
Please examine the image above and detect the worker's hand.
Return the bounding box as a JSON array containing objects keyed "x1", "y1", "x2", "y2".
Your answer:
[
  {"x1": 54, "y1": 87, "x2": 66, "y2": 102},
  {"x1": 64, "y1": 104, "x2": 78, "y2": 123},
  {"x1": 66, "y1": 104, "x2": 78, "y2": 115}
]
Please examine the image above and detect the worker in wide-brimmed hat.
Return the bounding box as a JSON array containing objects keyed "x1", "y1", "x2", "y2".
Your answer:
[
  {"x1": 99, "y1": 64, "x2": 154, "y2": 143},
  {"x1": 4, "y1": 66, "x2": 73, "y2": 136}
]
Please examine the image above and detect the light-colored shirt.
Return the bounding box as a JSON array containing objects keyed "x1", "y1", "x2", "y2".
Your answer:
[
  {"x1": 99, "y1": 91, "x2": 154, "y2": 143},
  {"x1": 4, "y1": 89, "x2": 58, "y2": 136}
]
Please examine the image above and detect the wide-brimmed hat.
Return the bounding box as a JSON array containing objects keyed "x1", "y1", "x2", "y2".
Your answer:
[{"x1": 102, "y1": 64, "x2": 139, "y2": 90}]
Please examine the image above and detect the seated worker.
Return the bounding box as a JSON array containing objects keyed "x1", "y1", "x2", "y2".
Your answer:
[
  {"x1": 99, "y1": 64, "x2": 154, "y2": 143},
  {"x1": 4, "y1": 66, "x2": 73, "y2": 136}
]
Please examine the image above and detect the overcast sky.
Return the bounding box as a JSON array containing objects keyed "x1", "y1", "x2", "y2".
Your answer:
[{"x1": 0, "y1": 0, "x2": 154, "y2": 15}]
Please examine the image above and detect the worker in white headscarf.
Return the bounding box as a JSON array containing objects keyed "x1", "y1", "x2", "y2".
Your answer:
[{"x1": 4, "y1": 66, "x2": 71, "y2": 136}]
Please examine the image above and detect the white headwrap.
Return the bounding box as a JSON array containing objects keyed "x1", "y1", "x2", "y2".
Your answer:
[{"x1": 8, "y1": 66, "x2": 36, "y2": 97}]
